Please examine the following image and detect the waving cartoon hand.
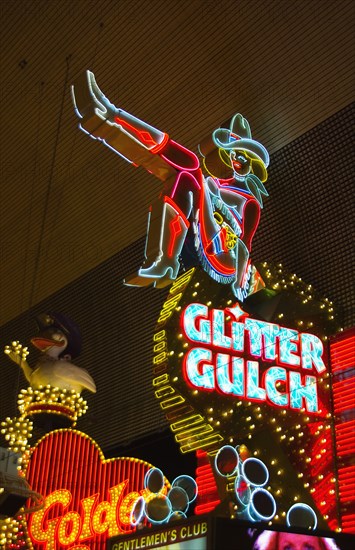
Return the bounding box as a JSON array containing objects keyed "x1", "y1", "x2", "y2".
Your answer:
[{"x1": 4, "y1": 341, "x2": 29, "y2": 367}]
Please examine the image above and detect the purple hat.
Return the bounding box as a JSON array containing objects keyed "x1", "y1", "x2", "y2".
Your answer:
[{"x1": 36, "y1": 311, "x2": 82, "y2": 358}]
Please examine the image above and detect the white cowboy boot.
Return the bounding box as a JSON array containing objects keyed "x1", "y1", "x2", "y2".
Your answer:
[{"x1": 125, "y1": 198, "x2": 189, "y2": 288}]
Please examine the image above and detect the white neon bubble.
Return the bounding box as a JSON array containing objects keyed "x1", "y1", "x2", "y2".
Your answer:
[
  {"x1": 242, "y1": 457, "x2": 269, "y2": 487},
  {"x1": 248, "y1": 488, "x2": 276, "y2": 521},
  {"x1": 214, "y1": 445, "x2": 239, "y2": 477},
  {"x1": 130, "y1": 496, "x2": 145, "y2": 526},
  {"x1": 286, "y1": 503, "x2": 318, "y2": 530}
]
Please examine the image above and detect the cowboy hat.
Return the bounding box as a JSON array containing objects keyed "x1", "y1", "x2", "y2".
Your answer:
[{"x1": 212, "y1": 113, "x2": 269, "y2": 167}]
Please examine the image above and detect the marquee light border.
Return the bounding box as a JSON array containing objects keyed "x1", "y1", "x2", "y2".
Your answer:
[{"x1": 24, "y1": 429, "x2": 170, "y2": 550}]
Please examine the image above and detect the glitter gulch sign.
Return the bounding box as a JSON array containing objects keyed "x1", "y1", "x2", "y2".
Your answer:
[
  {"x1": 181, "y1": 301, "x2": 326, "y2": 413},
  {"x1": 152, "y1": 267, "x2": 331, "y2": 456}
]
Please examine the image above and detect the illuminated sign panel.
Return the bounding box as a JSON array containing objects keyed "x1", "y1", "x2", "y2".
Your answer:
[
  {"x1": 108, "y1": 517, "x2": 208, "y2": 550},
  {"x1": 181, "y1": 302, "x2": 325, "y2": 413},
  {"x1": 152, "y1": 267, "x2": 330, "y2": 451},
  {"x1": 151, "y1": 267, "x2": 338, "y2": 528},
  {"x1": 329, "y1": 329, "x2": 355, "y2": 534},
  {"x1": 108, "y1": 517, "x2": 354, "y2": 550},
  {"x1": 25, "y1": 430, "x2": 168, "y2": 549}
]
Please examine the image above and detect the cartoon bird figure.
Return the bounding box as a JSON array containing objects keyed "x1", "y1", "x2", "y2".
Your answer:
[{"x1": 4, "y1": 312, "x2": 96, "y2": 394}]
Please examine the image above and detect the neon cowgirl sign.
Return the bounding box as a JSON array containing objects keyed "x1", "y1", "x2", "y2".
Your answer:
[
  {"x1": 181, "y1": 303, "x2": 325, "y2": 413},
  {"x1": 72, "y1": 71, "x2": 269, "y2": 300}
]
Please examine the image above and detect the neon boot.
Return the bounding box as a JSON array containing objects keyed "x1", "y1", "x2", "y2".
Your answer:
[{"x1": 125, "y1": 198, "x2": 190, "y2": 288}]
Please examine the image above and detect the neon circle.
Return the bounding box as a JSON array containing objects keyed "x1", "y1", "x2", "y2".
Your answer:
[
  {"x1": 172, "y1": 475, "x2": 198, "y2": 503},
  {"x1": 130, "y1": 496, "x2": 145, "y2": 526},
  {"x1": 215, "y1": 445, "x2": 239, "y2": 477},
  {"x1": 286, "y1": 503, "x2": 318, "y2": 530},
  {"x1": 168, "y1": 486, "x2": 189, "y2": 513},
  {"x1": 144, "y1": 467, "x2": 164, "y2": 494},
  {"x1": 145, "y1": 494, "x2": 172, "y2": 524},
  {"x1": 242, "y1": 458, "x2": 269, "y2": 487},
  {"x1": 249, "y1": 488, "x2": 276, "y2": 521}
]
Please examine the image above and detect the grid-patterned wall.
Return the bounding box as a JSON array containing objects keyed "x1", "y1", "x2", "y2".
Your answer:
[
  {"x1": 0, "y1": 103, "x2": 353, "y2": 456},
  {"x1": 1, "y1": 0, "x2": 354, "y2": 327},
  {"x1": 253, "y1": 102, "x2": 354, "y2": 328}
]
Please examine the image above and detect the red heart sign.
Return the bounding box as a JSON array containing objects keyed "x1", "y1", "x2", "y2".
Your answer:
[{"x1": 25, "y1": 429, "x2": 161, "y2": 549}]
